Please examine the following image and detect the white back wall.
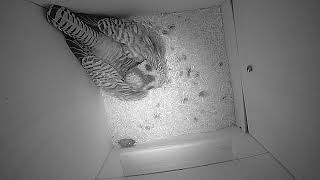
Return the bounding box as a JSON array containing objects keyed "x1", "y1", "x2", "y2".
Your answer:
[
  {"x1": 0, "y1": 0, "x2": 112, "y2": 180},
  {"x1": 28, "y1": 0, "x2": 225, "y2": 14}
]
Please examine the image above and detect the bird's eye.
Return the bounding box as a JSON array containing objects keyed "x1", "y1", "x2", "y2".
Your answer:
[{"x1": 145, "y1": 64, "x2": 152, "y2": 71}]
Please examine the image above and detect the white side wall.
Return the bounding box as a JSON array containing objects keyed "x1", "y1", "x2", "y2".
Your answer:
[
  {"x1": 0, "y1": 1, "x2": 112, "y2": 180},
  {"x1": 233, "y1": 0, "x2": 320, "y2": 179}
]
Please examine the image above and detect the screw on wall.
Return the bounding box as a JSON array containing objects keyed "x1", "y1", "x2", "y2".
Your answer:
[
  {"x1": 4, "y1": 97, "x2": 9, "y2": 104},
  {"x1": 246, "y1": 65, "x2": 253, "y2": 72}
]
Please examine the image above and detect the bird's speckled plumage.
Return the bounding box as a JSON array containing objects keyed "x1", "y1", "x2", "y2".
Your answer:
[{"x1": 46, "y1": 4, "x2": 167, "y2": 101}]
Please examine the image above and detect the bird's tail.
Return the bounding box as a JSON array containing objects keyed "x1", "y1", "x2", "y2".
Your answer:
[{"x1": 46, "y1": 4, "x2": 102, "y2": 48}]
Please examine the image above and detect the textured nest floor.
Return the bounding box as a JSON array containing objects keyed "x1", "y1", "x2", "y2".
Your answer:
[{"x1": 102, "y1": 6, "x2": 236, "y2": 147}]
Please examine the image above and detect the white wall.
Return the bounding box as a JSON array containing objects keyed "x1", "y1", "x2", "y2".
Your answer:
[
  {"x1": 28, "y1": 0, "x2": 224, "y2": 14},
  {"x1": 107, "y1": 153, "x2": 292, "y2": 180},
  {"x1": 0, "y1": 0, "x2": 112, "y2": 180},
  {"x1": 233, "y1": 0, "x2": 320, "y2": 179}
]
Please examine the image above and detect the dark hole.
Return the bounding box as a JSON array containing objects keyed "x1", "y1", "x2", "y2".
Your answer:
[{"x1": 147, "y1": 86, "x2": 155, "y2": 90}]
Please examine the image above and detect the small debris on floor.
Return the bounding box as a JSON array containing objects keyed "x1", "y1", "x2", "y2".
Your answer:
[
  {"x1": 154, "y1": 113, "x2": 161, "y2": 119},
  {"x1": 182, "y1": 97, "x2": 189, "y2": 103},
  {"x1": 193, "y1": 117, "x2": 199, "y2": 122},
  {"x1": 220, "y1": 94, "x2": 234, "y2": 103},
  {"x1": 182, "y1": 54, "x2": 187, "y2": 60},
  {"x1": 168, "y1": 24, "x2": 176, "y2": 30},
  {"x1": 199, "y1": 90, "x2": 209, "y2": 97},
  {"x1": 177, "y1": 54, "x2": 188, "y2": 62},
  {"x1": 186, "y1": 67, "x2": 192, "y2": 77},
  {"x1": 162, "y1": 29, "x2": 169, "y2": 35},
  {"x1": 118, "y1": 138, "x2": 136, "y2": 148},
  {"x1": 193, "y1": 71, "x2": 200, "y2": 78},
  {"x1": 192, "y1": 81, "x2": 199, "y2": 86},
  {"x1": 179, "y1": 70, "x2": 184, "y2": 77}
]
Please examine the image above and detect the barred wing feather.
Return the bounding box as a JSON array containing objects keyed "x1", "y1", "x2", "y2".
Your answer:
[{"x1": 46, "y1": 4, "x2": 166, "y2": 101}]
